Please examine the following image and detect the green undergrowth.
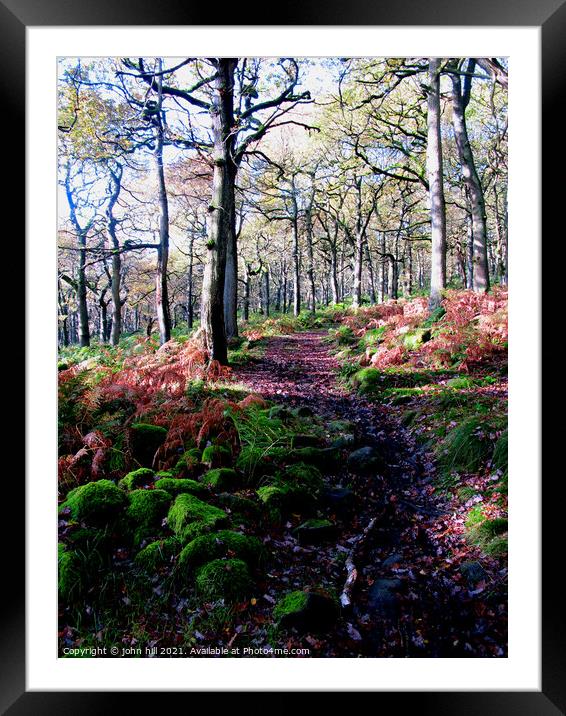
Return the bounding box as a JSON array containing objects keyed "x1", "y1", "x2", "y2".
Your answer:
[{"x1": 328, "y1": 292, "x2": 508, "y2": 562}]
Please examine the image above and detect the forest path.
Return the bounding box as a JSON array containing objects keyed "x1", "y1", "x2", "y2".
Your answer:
[
  {"x1": 235, "y1": 330, "x2": 350, "y2": 416},
  {"x1": 232, "y1": 330, "x2": 506, "y2": 657}
]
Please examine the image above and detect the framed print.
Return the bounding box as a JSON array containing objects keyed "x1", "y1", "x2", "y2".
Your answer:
[{"x1": 2, "y1": 0, "x2": 561, "y2": 710}]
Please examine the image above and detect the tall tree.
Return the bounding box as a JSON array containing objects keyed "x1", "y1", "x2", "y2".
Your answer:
[
  {"x1": 426, "y1": 58, "x2": 447, "y2": 310},
  {"x1": 447, "y1": 59, "x2": 489, "y2": 293}
]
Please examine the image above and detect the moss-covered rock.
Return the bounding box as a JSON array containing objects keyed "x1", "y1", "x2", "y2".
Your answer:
[
  {"x1": 154, "y1": 477, "x2": 205, "y2": 496},
  {"x1": 201, "y1": 444, "x2": 231, "y2": 468},
  {"x1": 201, "y1": 468, "x2": 239, "y2": 491},
  {"x1": 195, "y1": 558, "x2": 253, "y2": 602},
  {"x1": 350, "y1": 367, "x2": 382, "y2": 395},
  {"x1": 127, "y1": 489, "x2": 171, "y2": 525},
  {"x1": 130, "y1": 423, "x2": 167, "y2": 467},
  {"x1": 178, "y1": 530, "x2": 264, "y2": 573},
  {"x1": 118, "y1": 467, "x2": 155, "y2": 491},
  {"x1": 61, "y1": 480, "x2": 127, "y2": 524},
  {"x1": 167, "y1": 493, "x2": 228, "y2": 542},
  {"x1": 134, "y1": 537, "x2": 180, "y2": 572},
  {"x1": 273, "y1": 590, "x2": 339, "y2": 632}
]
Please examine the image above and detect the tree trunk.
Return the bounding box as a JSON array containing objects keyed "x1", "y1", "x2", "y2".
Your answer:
[
  {"x1": 243, "y1": 275, "x2": 250, "y2": 321},
  {"x1": 77, "y1": 234, "x2": 90, "y2": 347},
  {"x1": 365, "y1": 243, "x2": 377, "y2": 303},
  {"x1": 449, "y1": 66, "x2": 489, "y2": 293},
  {"x1": 352, "y1": 231, "x2": 363, "y2": 308},
  {"x1": 187, "y1": 235, "x2": 195, "y2": 330},
  {"x1": 291, "y1": 186, "x2": 301, "y2": 317},
  {"x1": 154, "y1": 66, "x2": 172, "y2": 345},
  {"x1": 426, "y1": 58, "x2": 447, "y2": 311},
  {"x1": 262, "y1": 268, "x2": 270, "y2": 317},
  {"x1": 107, "y1": 166, "x2": 123, "y2": 346},
  {"x1": 99, "y1": 298, "x2": 109, "y2": 343},
  {"x1": 200, "y1": 59, "x2": 238, "y2": 365},
  {"x1": 330, "y1": 243, "x2": 339, "y2": 304},
  {"x1": 224, "y1": 220, "x2": 238, "y2": 341},
  {"x1": 282, "y1": 264, "x2": 288, "y2": 314},
  {"x1": 380, "y1": 233, "x2": 388, "y2": 301}
]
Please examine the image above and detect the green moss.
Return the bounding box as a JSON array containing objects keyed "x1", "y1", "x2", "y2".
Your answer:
[
  {"x1": 195, "y1": 558, "x2": 253, "y2": 602},
  {"x1": 61, "y1": 480, "x2": 127, "y2": 524},
  {"x1": 58, "y1": 545, "x2": 83, "y2": 601},
  {"x1": 134, "y1": 537, "x2": 180, "y2": 572},
  {"x1": 402, "y1": 328, "x2": 431, "y2": 350},
  {"x1": 118, "y1": 468, "x2": 155, "y2": 491},
  {"x1": 201, "y1": 468, "x2": 239, "y2": 491},
  {"x1": 201, "y1": 444, "x2": 231, "y2": 468},
  {"x1": 131, "y1": 422, "x2": 167, "y2": 437},
  {"x1": 178, "y1": 530, "x2": 263, "y2": 573},
  {"x1": 446, "y1": 376, "x2": 474, "y2": 390},
  {"x1": 256, "y1": 485, "x2": 284, "y2": 506},
  {"x1": 350, "y1": 367, "x2": 382, "y2": 395},
  {"x1": 127, "y1": 488, "x2": 171, "y2": 525},
  {"x1": 130, "y1": 423, "x2": 167, "y2": 467},
  {"x1": 154, "y1": 477, "x2": 205, "y2": 496},
  {"x1": 273, "y1": 590, "x2": 309, "y2": 620},
  {"x1": 465, "y1": 507, "x2": 508, "y2": 556},
  {"x1": 167, "y1": 493, "x2": 228, "y2": 541},
  {"x1": 465, "y1": 504, "x2": 485, "y2": 529}
]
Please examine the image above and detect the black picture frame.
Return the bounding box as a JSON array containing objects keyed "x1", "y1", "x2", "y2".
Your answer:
[{"x1": 4, "y1": 0, "x2": 560, "y2": 711}]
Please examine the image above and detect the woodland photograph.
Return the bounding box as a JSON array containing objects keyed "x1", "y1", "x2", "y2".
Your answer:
[{"x1": 57, "y1": 56, "x2": 508, "y2": 659}]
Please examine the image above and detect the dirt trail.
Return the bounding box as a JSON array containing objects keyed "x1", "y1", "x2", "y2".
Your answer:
[{"x1": 233, "y1": 331, "x2": 507, "y2": 658}]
